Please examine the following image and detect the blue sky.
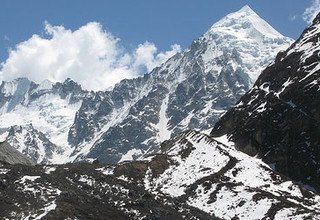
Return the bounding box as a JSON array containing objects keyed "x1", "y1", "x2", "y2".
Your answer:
[
  {"x1": 0, "y1": 0, "x2": 318, "y2": 90},
  {"x1": 0, "y1": 0, "x2": 315, "y2": 60}
]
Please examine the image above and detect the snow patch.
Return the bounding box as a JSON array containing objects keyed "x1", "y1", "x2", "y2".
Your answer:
[
  {"x1": 96, "y1": 167, "x2": 114, "y2": 175},
  {"x1": 119, "y1": 149, "x2": 143, "y2": 163},
  {"x1": 19, "y1": 175, "x2": 41, "y2": 184},
  {"x1": 157, "y1": 96, "x2": 171, "y2": 142},
  {"x1": 44, "y1": 167, "x2": 56, "y2": 174}
]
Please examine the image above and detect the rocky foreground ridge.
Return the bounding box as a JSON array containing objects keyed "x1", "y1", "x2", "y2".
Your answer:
[{"x1": 1, "y1": 132, "x2": 320, "y2": 219}]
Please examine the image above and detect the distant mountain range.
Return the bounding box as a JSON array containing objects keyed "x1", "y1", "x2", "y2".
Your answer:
[{"x1": 0, "y1": 6, "x2": 292, "y2": 164}]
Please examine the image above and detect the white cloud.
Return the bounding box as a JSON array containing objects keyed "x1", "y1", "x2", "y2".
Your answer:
[
  {"x1": 133, "y1": 42, "x2": 181, "y2": 73},
  {"x1": 289, "y1": 15, "x2": 298, "y2": 21},
  {"x1": 0, "y1": 22, "x2": 181, "y2": 91},
  {"x1": 303, "y1": 0, "x2": 320, "y2": 24}
]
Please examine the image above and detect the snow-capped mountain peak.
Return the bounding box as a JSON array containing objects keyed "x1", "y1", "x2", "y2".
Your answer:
[
  {"x1": 0, "y1": 77, "x2": 33, "y2": 113},
  {"x1": 210, "y1": 5, "x2": 284, "y2": 39},
  {"x1": 0, "y1": 77, "x2": 31, "y2": 97},
  {"x1": 36, "y1": 79, "x2": 54, "y2": 92},
  {"x1": 238, "y1": 4, "x2": 255, "y2": 13},
  {"x1": 65, "y1": 6, "x2": 293, "y2": 164},
  {"x1": 201, "y1": 6, "x2": 293, "y2": 85}
]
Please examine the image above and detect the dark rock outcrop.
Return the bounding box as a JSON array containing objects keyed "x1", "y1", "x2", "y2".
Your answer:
[{"x1": 0, "y1": 141, "x2": 35, "y2": 165}]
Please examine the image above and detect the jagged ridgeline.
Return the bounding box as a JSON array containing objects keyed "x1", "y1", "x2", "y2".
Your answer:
[
  {"x1": 0, "y1": 78, "x2": 88, "y2": 164},
  {"x1": 0, "y1": 6, "x2": 292, "y2": 164}
]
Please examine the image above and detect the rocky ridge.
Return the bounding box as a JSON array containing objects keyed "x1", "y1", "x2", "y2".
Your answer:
[
  {"x1": 0, "y1": 141, "x2": 35, "y2": 166},
  {"x1": 211, "y1": 12, "x2": 320, "y2": 191}
]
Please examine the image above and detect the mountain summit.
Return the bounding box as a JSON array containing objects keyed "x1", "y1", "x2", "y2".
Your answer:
[
  {"x1": 204, "y1": 5, "x2": 291, "y2": 84},
  {"x1": 211, "y1": 5, "x2": 284, "y2": 39}
]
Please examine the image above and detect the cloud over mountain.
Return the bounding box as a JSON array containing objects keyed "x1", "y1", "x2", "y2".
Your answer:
[
  {"x1": 303, "y1": 0, "x2": 320, "y2": 24},
  {"x1": 0, "y1": 22, "x2": 181, "y2": 91}
]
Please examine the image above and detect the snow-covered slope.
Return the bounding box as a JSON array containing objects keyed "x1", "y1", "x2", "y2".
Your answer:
[
  {"x1": 5, "y1": 124, "x2": 59, "y2": 164},
  {"x1": 142, "y1": 131, "x2": 320, "y2": 219},
  {"x1": 1, "y1": 131, "x2": 320, "y2": 219},
  {"x1": 206, "y1": 5, "x2": 291, "y2": 84},
  {"x1": 67, "y1": 5, "x2": 293, "y2": 164},
  {"x1": 0, "y1": 78, "x2": 87, "y2": 163}
]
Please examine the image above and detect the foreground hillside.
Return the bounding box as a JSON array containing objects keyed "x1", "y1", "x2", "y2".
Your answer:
[{"x1": 1, "y1": 132, "x2": 320, "y2": 219}]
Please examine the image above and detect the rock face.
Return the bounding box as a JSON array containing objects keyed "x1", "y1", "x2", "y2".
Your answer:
[
  {"x1": 0, "y1": 141, "x2": 34, "y2": 165},
  {"x1": 6, "y1": 125, "x2": 59, "y2": 164},
  {"x1": 211, "y1": 13, "x2": 320, "y2": 191},
  {"x1": 1, "y1": 131, "x2": 320, "y2": 219},
  {"x1": 0, "y1": 78, "x2": 87, "y2": 164},
  {"x1": 67, "y1": 6, "x2": 292, "y2": 164}
]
